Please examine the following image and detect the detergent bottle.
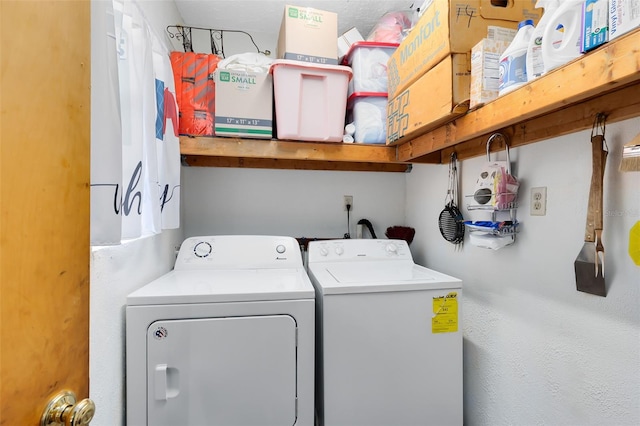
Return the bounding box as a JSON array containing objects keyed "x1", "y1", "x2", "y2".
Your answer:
[
  {"x1": 526, "y1": 0, "x2": 560, "y2": 81},
  {"x1": 498, "y1": 19, "x2": 534, "y2": 96},
  {"x1": 541, "y1": 0, "x2": 585, "y2": 74}
]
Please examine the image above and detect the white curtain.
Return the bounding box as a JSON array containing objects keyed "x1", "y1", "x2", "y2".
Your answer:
[{"x1": 91, "y1": 0, "x2": 180, "y2": 245}]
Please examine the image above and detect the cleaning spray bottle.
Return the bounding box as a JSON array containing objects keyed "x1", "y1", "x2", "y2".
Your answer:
[
  {"x1": 526, "y1": 0, "x2": 560, "y2": 81},
  {"x1": 541, "y1": 0, "x2": 585, "y2": 74},
  {"x1": 498, "y1": 19, "x2": 535, "y2": 96}
]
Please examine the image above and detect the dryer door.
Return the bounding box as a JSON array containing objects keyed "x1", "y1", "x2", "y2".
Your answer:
[{"x1": 147, "y1": 315, "x2": 297, "y2": 426}]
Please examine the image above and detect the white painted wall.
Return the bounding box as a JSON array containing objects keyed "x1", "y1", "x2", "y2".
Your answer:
[
  {"x1": 90, "y1": 231, "x2": 182, "y2": 426},
  {"x1": 182, "y1": 167, "x2": 406, "y2": 239},
  {"x1": 406, "y1": 118, "x2": 640, "y2": 425}
]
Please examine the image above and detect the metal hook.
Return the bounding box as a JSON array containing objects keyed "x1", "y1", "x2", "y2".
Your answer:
[
  {"x1": 591, "y1": 113, "x2": 608, "y2": 151},
  {"x1": 591, "y1": 113, "x2": 606, "y2": 138},
  {"x1": 449, "y1": 151, "x2": 457, "y2": 164},
  {"x1": 209, "y1": 29, "x2": 223, "y2": 56},
  {"x1": 486, "y1": 132, "x2": 509, "y2": 157},
  {"x1": 166, "y1": 25, "x2": 193, "y2": 52}
]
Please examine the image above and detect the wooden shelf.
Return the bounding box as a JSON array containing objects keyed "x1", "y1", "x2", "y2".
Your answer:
[
  {"x1": 180, "y1": 29, "x2": 640, "y2": 171},
  {"x1": 397, "y1": 28, "x2": 640, "y2": 163},
  {"x1": 181, "y1": 137, "x2": 412, "y2": 172}
]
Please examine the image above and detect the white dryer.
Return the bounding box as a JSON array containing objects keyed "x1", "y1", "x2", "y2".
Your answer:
[
  {"x1": 126, "y1": 235, "x2": 315, "y2": 426},
  {"x1": 307, "y1": 239, "x2": 463, "y2": 426}
]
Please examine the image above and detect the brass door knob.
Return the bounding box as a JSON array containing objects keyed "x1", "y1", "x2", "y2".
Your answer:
[{"x1": 41, "y1": 390, "x2": 95, "y2": 426}]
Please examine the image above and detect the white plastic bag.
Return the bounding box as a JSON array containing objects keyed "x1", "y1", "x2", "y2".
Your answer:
[
  {"x1": 217, "y1": 52, "x2": 273, "y2": 73},
  {"x1": 469, "y1": 232, "x2": 515, "y2": 250}
]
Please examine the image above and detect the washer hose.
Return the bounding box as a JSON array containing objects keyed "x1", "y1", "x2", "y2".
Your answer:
[{"x1": 357, "y1": 219, "x2": 377, "y2": 239}]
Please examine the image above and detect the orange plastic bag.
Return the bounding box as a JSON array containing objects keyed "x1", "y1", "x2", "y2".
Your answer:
[{"x1": 170, "y1": 52, "x2": 221, "y2": 136}]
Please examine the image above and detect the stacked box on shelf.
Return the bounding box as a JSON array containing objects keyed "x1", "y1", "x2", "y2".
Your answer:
[
  {"x1": 387, "y1": 0, "x2": 541, "y2": 99},
  {"x1": 387, "y1": 54, "x2": 471, "y2": 145},
  {"x1": 385, "y1": 0, "x2": 541, "y2": 145},
  {"x1": 277, "y1": 5, "x2": 338, "y2": 64},
  {"x1": 273, "y1": 5, "x2": 353, "y2": 142},
  {"x1": 470, "y1": 27, "x2": 517, "y2": 109},
  {"x1": 342, "y1": 42, "x2": 399, "y2": 144},
  {"x1": 338, "y1": 27, "x2": 365, "y2": 64},
  {"x1": 214, "y1": 69, "x2": 273, "y2": 139}
]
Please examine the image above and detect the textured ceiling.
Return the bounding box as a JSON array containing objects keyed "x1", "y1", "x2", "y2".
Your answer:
[{"x1": 173, "y1": 0, "x2": 418, "y2": 38}]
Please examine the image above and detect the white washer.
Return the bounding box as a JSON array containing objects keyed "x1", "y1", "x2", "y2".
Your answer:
[
  {"x1": 307, "y1": 239, "x2": 463, "y2": 426},
  {"x1": 126, "y1": 235, "x2": 315, "y2": 426}
]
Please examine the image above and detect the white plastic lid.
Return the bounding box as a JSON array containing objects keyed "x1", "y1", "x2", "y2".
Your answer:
[{"x1": 269, "y1": 59, "x2": 353, "y2": 80}]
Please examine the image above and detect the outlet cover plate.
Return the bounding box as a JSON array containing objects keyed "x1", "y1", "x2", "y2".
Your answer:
[
  {"x1": 530, "y1": 187, "x2": 547, "y2": 216},
  {"x1": 344, "y1": 195, "x2": 353, "y2": 211}
]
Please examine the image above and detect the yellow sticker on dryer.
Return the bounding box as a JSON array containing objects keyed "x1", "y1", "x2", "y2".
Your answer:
[{"x1": 432, "y1": 292, "x2": 458, "y2": 333}]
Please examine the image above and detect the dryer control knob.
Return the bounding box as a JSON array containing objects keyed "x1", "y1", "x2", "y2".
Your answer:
[
  {"x1": 335, "y1": 246, "x2": 344, "y2": 255},
  {"x1": 193, "y1": 241, "x2": 212, "y2": 258},
  {"x1": 319, "y1": 247, "x2": 329, "y2": 256},
  {"x1": 276, "y1": 244, "x2": 286, "y2": 254},
  {"x1": 385, "y1": 243, "x2": 398, "y2": 254}
]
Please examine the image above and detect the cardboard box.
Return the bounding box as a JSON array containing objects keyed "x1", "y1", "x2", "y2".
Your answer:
[
  {"x1": 338, "y1": 27, "x2": 364, "y2": 63},
  {"x1": 582, "y1": 0, "x2": 609, "y2": 52},
  {"x1": 387, "y1": 0, "x2": 541, "y2": 98},
  {"x1": 470, "y1": 38, "x2": 513, "y2": 109},
  {"x1": 609, "y1": 0, "x2": 640, "y2": 41},
  {"x1": 486, "y1": 25, "x2": 518, "y2": 41},
  {"x1": 214, "y1": 70, "x2": 273, "y2": 139},
  {"x1": 277, "y1": 5, "x2": 338, "y2": 65},
  {"x1": 387, "y1": 54, "x2": 471, "y2": 145}
]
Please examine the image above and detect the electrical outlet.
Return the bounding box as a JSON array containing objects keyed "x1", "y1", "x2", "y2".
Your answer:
[
  {"x1": 530, "y1": 187, "x2": 547, "y2": 216},
  {"x1": 344, "y1": 195, "x2": 353, "y2": 211}
]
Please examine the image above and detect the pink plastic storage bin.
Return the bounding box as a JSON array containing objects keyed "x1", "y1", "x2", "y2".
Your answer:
[
  {"x1": 270, "y1": 59, "x2": 352, "y2": 142},
  {"x1": 342, "y1": 41, "x2": 399, "y2": 96},
  {"x1": 347, "y1": 92, "x2": 388, "y2": 144}
]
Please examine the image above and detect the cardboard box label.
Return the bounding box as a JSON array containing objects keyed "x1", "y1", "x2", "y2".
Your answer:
[
  {"x1": 218, "y1": 71, "x2": 259, "y2": 88},
  {"x1": 288, "y1": 6, "x2": 324, "y2": 28},
  {"x1": 486, "y1": 25, "x2": 517, "y2": 41},
  {"x1": 609, "y1": 0, "x2": 639, "y2": 41},
  {"x1": 583, "y1": 0, "x2": 609, "y2": 51},
  {"x1": 470, "y1": 38, "x2": 512, "y2": 109}
]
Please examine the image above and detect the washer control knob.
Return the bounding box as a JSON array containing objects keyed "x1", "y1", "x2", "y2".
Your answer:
[
  {"x1": 319, "y1": 247, "x2": 329, "y2": 256},
  {"x1": 193, "y1": 241, "x2": 212, "y2": 258},
  {"x1": 335, "y1": 246, "x2": 344, "y2": 255},
  {"x1": 276, "y1": 244, "x2": 286, "y2": 254},
  {"x1": 385, "y1": 243, "x2": 398, "y2": 254}
]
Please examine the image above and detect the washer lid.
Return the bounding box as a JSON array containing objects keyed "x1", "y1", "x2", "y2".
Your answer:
[
  {"x1": 127, "y1": 268, "x2": 314, "y2": 305},
  {"x1": 309, "y1": 261, "x2": 461, "y2": 294}
]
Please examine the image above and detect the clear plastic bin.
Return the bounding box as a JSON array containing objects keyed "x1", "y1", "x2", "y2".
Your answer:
[
  {"x1": 347, "y1": 92, "x2": 388, "y2": 144},
  {"x1": 342, "y1": 41, "x2": 399, "y2": 96}
]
